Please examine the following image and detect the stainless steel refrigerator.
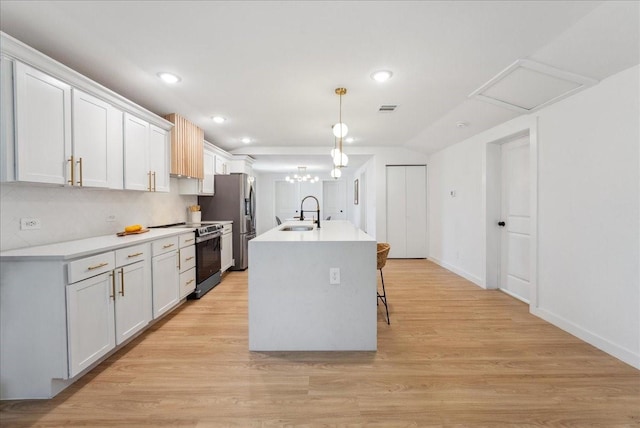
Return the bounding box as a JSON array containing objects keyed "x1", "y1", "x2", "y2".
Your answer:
[{"x1": 199, "y1": 173, "x2": 256, "y2": 270}]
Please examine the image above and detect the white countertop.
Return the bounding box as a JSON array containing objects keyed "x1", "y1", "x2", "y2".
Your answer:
[
  {"x1": 0, "y1": 228, "x2": 194, "y2": 261},
  {"x1": 252, "y1": 220, "x2": 374, "y2": 243}
]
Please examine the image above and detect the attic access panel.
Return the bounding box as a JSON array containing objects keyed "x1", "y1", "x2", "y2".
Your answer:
[{"x1": 469, "y1": 59, "x2": 598, "y2": 113}]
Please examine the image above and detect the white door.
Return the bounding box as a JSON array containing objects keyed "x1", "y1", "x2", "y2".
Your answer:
[
  {"x1": 322, "y1": 180, "x2": 347, "y2": 220},
  {"x1": 386, "y1": 166, "x2": 427, "y2": 258},
  {"x1": 275, "y1": 180, "x2": 299, "y2": 224},
  {"x1": 500, "y1": 138, "x2": 531, "y2": 302}
]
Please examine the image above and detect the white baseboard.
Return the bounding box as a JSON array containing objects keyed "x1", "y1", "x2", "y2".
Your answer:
[
  {"x1": 428, "y1": 256, "x2": 484, "y2": 288},
  {"x1": 531, "y1": 307, "x2": 640, "y2": 370}
]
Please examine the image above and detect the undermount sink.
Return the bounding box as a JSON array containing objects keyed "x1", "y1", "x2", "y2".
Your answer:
[{"x1": 280, "y1": 225, "x2": 314, "y2": 231}]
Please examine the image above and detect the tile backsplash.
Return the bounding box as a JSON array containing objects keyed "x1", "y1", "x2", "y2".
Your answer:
[{"x1": 0, "y1": 178, "x2": 197, "y2": 251}]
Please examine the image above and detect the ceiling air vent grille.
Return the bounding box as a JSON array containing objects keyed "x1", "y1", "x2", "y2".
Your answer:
[{"x1": 378, "y1": 105, "x2": 398, "y2": 112}]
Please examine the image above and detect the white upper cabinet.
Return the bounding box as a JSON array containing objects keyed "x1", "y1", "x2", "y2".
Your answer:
[
  {"x1": 149, "y1": 124, "x2": 170, "y2": 192},
  {"x1": 72, "y1": 89, "x2": 123, "y2": 189},
  {"x1": 201, "y1": 146, "x2": 215, "y2": 194},
  {"x1": 124, "y1": 115, "x2": 170, "y2": 192},
  {"x1": 14, "y1": 61, "x2": 71, "y2": 185},
  {"x1": 1, "y1": 32, "x2": 173, "y2": 191},
  {"x1": 123, "y1": 113, "x2": 150, "y2": 191}
]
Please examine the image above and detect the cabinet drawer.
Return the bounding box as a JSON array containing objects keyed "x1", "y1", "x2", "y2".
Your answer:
[
  {"x1": 179, "y1": 245, "x2": 196, "y2": 272},
  {"x1": 179, "y1": 267, "x2": 196, "y2": 299},
  {"x1": 152, "y1": 236, "x2": 179, "y2": 256},
  {"x1": 222, "y1": 223, "x2": 232, "y2": 234},
  {"x1": 68, "y1": 252, "x2": 115, "y2": 284},
  {"x1": 179, "y1": 232, "x2": 195, "y2": 248},
  {"x1": 115, "y1": 243, "x2": 149, "y2": 267}
]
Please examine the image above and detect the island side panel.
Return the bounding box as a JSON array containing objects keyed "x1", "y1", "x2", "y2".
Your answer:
[{"x1": 249, "y1": 240, "x2": 376, "y2": 351}]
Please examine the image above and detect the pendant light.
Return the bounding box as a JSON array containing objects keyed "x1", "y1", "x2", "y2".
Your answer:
[{"x1": 330, "y1": 87, "x2": 349, "y2": 175}]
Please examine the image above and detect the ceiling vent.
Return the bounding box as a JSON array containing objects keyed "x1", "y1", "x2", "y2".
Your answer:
[
  {"x1": 469, "y1": 59, "x2": 598, "y2": 113},
  {"x1": 378, "y1": 105, "x2": 398, "y2": 112}
]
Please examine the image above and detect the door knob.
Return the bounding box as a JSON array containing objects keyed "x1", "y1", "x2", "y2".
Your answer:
[{"x1": 498, "y1": 221, "x2": 506, "y2": 227}]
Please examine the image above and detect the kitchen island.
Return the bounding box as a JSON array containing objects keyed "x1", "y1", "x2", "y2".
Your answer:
[{"x1": 248, "y1": 220, "x2": 377, "y2": 351}]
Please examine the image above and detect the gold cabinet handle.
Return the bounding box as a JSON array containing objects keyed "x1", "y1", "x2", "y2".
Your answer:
[
  {"x1": 76, "y1": 157, "x2": 83, "y2": 186},
  {"x1": 127, "y1": 252, "x2": 144, "y2": 258},
  {"x1": 88, "y1": 262, "x2": 109, "y2": 271},
  {"x1": 67, "y1": 156, "x2": 75, "y2": 185},
  {"x1": 184, "y1": 238, "x2": 194, "y2": 243},
  {"x1": 163, "y1": 243, "x2": 175, "y2": 249},
  {"x1": 152, "y1": 171, "x2": 157, "y2": 192},
  {"x1": 186, "y1": 279, "x2": 195, "y2": 285},
  {"x1": 119, "y1": 268, "x2": 125, "y2": 296},
  {"x1": 185, "y1": 256, "x2": 195, "y2": 261},
  {"x1": 109, "y1": 271, "x2": 115, "y2": 300}
]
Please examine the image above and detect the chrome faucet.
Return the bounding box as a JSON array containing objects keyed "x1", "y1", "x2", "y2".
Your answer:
[{"x1": 300, "y1": 195, "x2": 321, "y2": 228}]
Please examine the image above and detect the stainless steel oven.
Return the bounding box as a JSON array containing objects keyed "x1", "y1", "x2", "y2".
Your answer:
[{"x1": 191, "y1": 224, "x2": 223, "y2": 299}]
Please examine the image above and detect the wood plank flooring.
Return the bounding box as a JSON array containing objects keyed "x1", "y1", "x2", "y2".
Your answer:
[{"x1": 1, "y1": 259, "x2": 638, "y2": 427}]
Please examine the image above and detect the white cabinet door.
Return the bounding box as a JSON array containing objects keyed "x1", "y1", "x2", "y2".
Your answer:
[
  {"x1": 14, "y1": 61, "x2": 71, "y2": 185},
  {"x1": 214, "y1": 154, "x2": 227, "y2": 175},
  {"x1": 221, "y1": 231, "x2": 233, "y2": 272},
  {"x1": 202, "y1": 148, "x2": 215, "y2": 194},
  {"x1": 114, "y1": 261, "x2": 151, "y2": 345},
  {"x1": 149, "y1": 124, "x2": 169, "y2": 192},
  {"x1": 151, "y1": 250, "x2": 180, "y2": 318},
  {"x1": 123, "y1": 113, "x2": 150, "y2": 191},
  {"x1": 66, "y1": 272, "x2": 115, "y2": 378},
  {"x1": 72, "y1": 89, "x2": 123, "y2": 189}
]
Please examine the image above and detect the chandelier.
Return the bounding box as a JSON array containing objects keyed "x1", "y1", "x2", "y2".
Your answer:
[
  {"x1": 286, "y1": 166, "x2": 319, "y2": 183},
  {"x1": 330, "y1": 87, "x2": 349, "y2": 179}
]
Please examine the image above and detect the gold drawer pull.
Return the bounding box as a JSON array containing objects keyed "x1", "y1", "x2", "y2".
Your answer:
[
  {"x1": 127, "y1": 252, "x2": 144, "y2": 258},
  {"x1": 186, "y1": 279, "x2": 195, "y2": 285},
  {"x1": 87, "y1": 262, "x2": 109, "y2": 271},
  {"x1": 185, "y1": 256, "x2": 195, "y2": 261},
  {"x1": 163, "y1": 243, "x2": 175, "y2": 249},
  {"x1": 184, "y1": 238, "x2": 194, "y2": 243}
]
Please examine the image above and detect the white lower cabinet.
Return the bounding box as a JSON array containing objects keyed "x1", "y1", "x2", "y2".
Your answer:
[
  {"x1": 66, "y1": 271, "x2": 116, "y2": 378},
  {"x1": 66, "y1": 243, "x2": 151, "y2": 378},
  {"x1": 178, "y1": 236, "x2": 196, "y2": 298},
  {"x1": 221, "y1": 223, "x2": 233, "y2": 272},
  {"x1": 151, "y1": 245, "x2": 179, "y2": 318},
  {"x1": 0, "y1": 232, "x2": 192, "y2": 400}
]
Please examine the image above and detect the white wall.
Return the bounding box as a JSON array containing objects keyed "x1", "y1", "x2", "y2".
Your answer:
[
  {"x1": 0, "y1": 178, "x2": 197, "y2": 250},
  {"x1": 427, "y1": 65, "x2": 640, "y2": 368}
]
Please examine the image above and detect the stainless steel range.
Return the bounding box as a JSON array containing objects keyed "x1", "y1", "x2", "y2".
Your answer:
[{"x1": 191, "y1": 223, "x2": 223, "y2": 298}]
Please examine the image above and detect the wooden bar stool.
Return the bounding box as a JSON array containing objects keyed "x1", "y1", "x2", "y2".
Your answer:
[{"x1": 377, "y1": 243, "x2": 391, "y2": 324}]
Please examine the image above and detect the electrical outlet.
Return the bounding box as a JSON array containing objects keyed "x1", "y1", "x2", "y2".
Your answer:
[
  {"x1": 106, "y1": 215, "x2": 116, "y2": 222},
  {"x1": 20, "y1": 218, "x2": 41, "y2": 230},
  {"x1": 329, "y1": 267, "x2": 340, "y2": 285}
]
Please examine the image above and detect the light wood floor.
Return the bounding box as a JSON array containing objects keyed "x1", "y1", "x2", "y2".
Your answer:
[{"x1": 1, "y1": 259, "x2": 639, "y2": 427}]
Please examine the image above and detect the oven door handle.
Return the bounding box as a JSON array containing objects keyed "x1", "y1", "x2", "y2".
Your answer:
[{"x1": 195, "y1": 232, "x2": 222, "y2": 243}]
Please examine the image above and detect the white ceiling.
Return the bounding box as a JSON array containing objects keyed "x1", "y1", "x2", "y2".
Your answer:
[{"x1": 1, "y1": 1, "x2": 638, "y2": 174}]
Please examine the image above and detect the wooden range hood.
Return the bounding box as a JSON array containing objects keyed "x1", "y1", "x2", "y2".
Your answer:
[{"x1": 164, "y1": 113, "x2": 204, "y2": 179}]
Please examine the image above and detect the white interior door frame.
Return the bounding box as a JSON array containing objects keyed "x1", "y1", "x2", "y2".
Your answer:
[{"x1": 483, "y1": 117, "x2": 538, "y2": 310}]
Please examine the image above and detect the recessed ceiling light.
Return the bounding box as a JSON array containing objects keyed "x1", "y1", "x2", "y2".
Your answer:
[
  {"x1": 456, "y1": 122, "x2": 468, "y2": 128},
  {"x1": 241, "y1": 137, "x2": 251, "y2": 144},
  {"x1": 371, "y1": 70, "x2": 393, "y2": 83},
  {"x1": 212, "y1": 116, "x2": 226, "y2": 124},
  {"x1": 345, "y1": 137, "x2": 355, "y2": 143},
  {"x1": 157, "y1": 72, "x2": 181, "y2": 84}
]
